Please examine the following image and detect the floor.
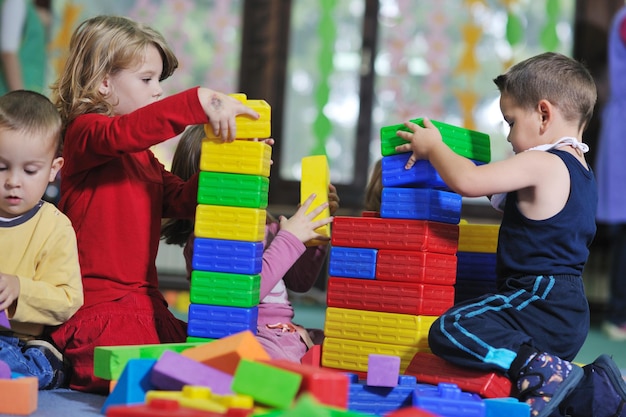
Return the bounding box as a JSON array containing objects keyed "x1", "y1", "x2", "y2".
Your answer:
[{"x1": 4, "y1": 290, "x2": 624, "y2": 417}]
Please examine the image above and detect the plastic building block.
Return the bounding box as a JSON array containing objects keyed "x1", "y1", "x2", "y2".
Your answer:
[
  {"x1": 412, "y1": 382, "x2": 485, "y2": 417},
  {"x1": 457, "y1": 222, "x2": 500, "y2": 253},
  {"x1": 483, "y1": 397, "x2": 529, "y2": 417},
  {"x1": 0, "y1": 309, "x2": 9, "y2": 329},
  {"x1": 232, "y1": 359, "x2": 302, "y2": 409},
  {"x1": 367, "y1": 354, "x2": 401, "y2": 387},
  {"x1": 181, "y1": 330, "x2": 270, "y2": 375},
  {"x1": 381, "y1": 153, "x2": 449, "y2": 190},
  {"x1": 322, "y1": 337, "x2": 425, "y2": 374},
  {"x1": 380, "y1": 188, "x2": 462, "y2": 224},
  {"x1": 203, "y1": 94, "x2": 271, "y2": 140},
  {"x1": 271, "y1": 394, "x2": 373, "y2": 417},
  {"x1": 187, "y1": 304, "x2": 259, "y2": 339},
  {"x1": 384, "y1": 407, "x2": 439, "y2": 417},
  {"x1": 146, "y1": 385, "x2": 253, "y2": 414},
  {"x1": 331, "y1": 216, "x2": 459, "y2": 255},
  {"x1": 198, "y1": 171, "x2": 269, "y2": 209},
  {"x1": 106, "y1": 398, "x2": 229, "y2": 417},
  {"x1": 380, "y1": 118, "x2": 491, "y2": 163},
  {"x1": 0, "y1": 359, "x2": 10, "y2": 379},
  {"x1": 324, "y1": 307, "x2": 435, "y2": 348},
  {"x1": 264, "y1": 359, "x2": 350, "y2": 408},
  {"x1": 301, "y1": 344, "x2": 322, "y2": 367},
  {"x1": 347, "y1": 373, "x2": 416, "y2": 416},
  {"x1": 328, "y1": 247, "x2": 378, "y2": 279},
  {"x1": 150, "y1": 350, "x2": 233, "y2": 394},
  {"x1": 376, "y1": 250, "x2": 457, "y2": 285},
  {"x1": 94, "y1": 342, "x2": 208, "y2": 381},
  {"x1": 0, "y1": 376, "x2": 37, "y2": 415},
  {"x1": 300, "y1": 155, "x2": 331, "y2": 243},
  {"x1": 195, "y1": 205, "x2": 265, "y2": 242},
  {"x1": 456, "y1": 252, "x2": 497, "y2": 282},
  {"x1": 404, "y1": 352, "x2": 512, "y2": 399},
  {"x1": 190, "y1": 270, "x2": 261, "y2": 308},
  {"x1": 186, "y1": 336, "x2": 215, "y2": 343},
  {"x1": 326, "y1": 277, "x2": 455, "y2": 316},
  {"x1": 200, "y1": 137, "x2": 272, "y2": 176},
  {"x1": 192, "y1": 238, "x2": 263, "y2": 275},
  {"x1": 101, "y1": 359, "x2": 157, "y2": 414}
]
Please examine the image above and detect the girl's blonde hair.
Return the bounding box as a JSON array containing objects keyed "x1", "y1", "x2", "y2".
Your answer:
[{"x1": 52, "y1": 15, "x2": 178, "y2": 125}]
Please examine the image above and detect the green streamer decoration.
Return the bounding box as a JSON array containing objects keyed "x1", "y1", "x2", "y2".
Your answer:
[
  {"x1": 311, "y1": 0, "x2": 337, "y2": 157},
  {"x1": 505, "y1": 11, "x2": 524, "y2": 46},
  {"x1": 540, "y1": 0, "x2": 560, "y2": 51}
]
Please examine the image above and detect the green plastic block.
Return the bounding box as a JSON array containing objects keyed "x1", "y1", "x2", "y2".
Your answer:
[
  {"x1": 380, "y1": 118, "x2": 491, "y2": 163},
  {"x1": 232, "y1": 359, "x2": 302, "y2": 409},
  {"x1": 185, "y1": 336, "x2": 215, "y2": 343},
  {"x1": 94, "y1": 342, "x2": 209, "y2": 380},
  {"x1": 190, "y1": 270, "x2": 261, "y2": 308},
  {"x1": 198, "y1": 171, "x2": 269, "y2": 209}
]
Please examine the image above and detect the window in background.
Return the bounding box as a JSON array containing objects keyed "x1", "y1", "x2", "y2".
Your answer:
[{"x1": 280, "y1": 0, "x2": 575, "y2": 208}]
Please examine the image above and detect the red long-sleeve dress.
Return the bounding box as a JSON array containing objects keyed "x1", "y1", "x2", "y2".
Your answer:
[{"x1": 48, "y1": 88, "x2": 208, "y2": 393}]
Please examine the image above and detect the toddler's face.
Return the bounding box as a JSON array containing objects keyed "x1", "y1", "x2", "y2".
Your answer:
[
  {"x1": 499, "y1": 94, "x2": 542, "y2": 154},
  {"x1": 0, "y1": 128, "x2": 62, "y2": 218},
  {"x1": 100, "y1": 44, "x2": 164, "y2": 115}
]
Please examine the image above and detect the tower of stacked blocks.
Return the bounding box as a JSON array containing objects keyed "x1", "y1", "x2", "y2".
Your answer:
[
  {"x1": 187, "y1": 94, "x2": 272, "y2": 342},
  {"x1": 322, "y1": 118, "x2": 492, "y2": 376}
]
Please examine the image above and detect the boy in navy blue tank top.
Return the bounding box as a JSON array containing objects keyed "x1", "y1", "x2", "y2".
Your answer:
[{"x1": 395, "y1": 52, "x2": 625, "y2": 417}]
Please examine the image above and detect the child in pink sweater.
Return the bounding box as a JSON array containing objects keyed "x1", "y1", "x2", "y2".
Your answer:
[{"x1": 161, "y1": 125, "x2": 339, "y2": 361}]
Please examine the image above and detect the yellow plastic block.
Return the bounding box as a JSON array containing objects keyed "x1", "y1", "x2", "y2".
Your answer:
[
  {"x1": 181, "y1": 330, "x2": 270, "y2": 375},
  {"x1": 146, "y1": 385, "x2": 254, "y2": 414},
  {"x1": 0, "y1": 377, "x2": 38, "y2": 415},
  {"x1": 457, "y1": 222, "x2": 500, "y2": 253},
  {"x1": 300, "y1": 155, "x2": 331, "y2": 245},
  {"x1": 321, "y1": 336, "x2": 429, "y2": 374},
  {"x1": 324, "y1": 307, "x2": 436, "y2": 348},
  {"x1": 203, "y1": 94, "x2": 271, "y2": 139},
  {"x1": 194, "y1": 205, "x2": 265, "y2": 242},
  {"x1": 200, "y1": 137, "x2": 272, "y2": 177}
]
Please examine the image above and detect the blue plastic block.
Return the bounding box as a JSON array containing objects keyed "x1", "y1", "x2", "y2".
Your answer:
[
  {"x1": 347, "y1": 373, "x2": 416, "y2": 416},
  {"x1": 382, "y1": 153, "x2": 450, "y2": 189},
  {"x1": 412, "y1": 382, "x2": 485, "y2": 417},
  {"x1": 101, "y1": 358, "x2": 157, "y2": 414},
  {"x1": 381, "y1": 188, "x2": 462, "y2": 224},
  {"x1": 484, "y1": 397, "x2": 530, "y2": 417},
  {"x1": 456, "y1": 252, "x2": 497, "y2": 282},
  {"x1": 187, "y1": 304, "x2": 258, "y2": 339},
  {"x1": 192, "y1": 237, "x2": 263, "y2": 274},
  {"x1": 328, "y1": 247, "x2": 378, "y2": 279}
]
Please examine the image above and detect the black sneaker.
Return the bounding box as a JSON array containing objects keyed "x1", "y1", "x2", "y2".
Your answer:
[
  {"x1": 24, "y1": 339, "x2": 68, "y2": 389},
  {"x1": 515, "y1": 352, "x2": 584, "y2": 417},
  {"x1": 557, "y1": 354, "x2": 626, "y2": 417}
]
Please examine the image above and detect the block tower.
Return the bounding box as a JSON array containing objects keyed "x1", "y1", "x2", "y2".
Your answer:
[
  {"x1": 186, "y1": 94, "x2": 272, "y2": 342},
  {"x1": 322, "y1": 118, "x2": 491, "y2": 376}
]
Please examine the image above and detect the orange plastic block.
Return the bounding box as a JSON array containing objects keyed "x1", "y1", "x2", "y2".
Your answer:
[
  {"x1": 203, "y1": 94, "x2": 271, "y2": 140},
  {"x1": 181, "y1": 330, "x2": 270, "y2": 375},
  {"x1": 200, "y1": 137, "x2": 272, "y2": 177},
  {"x1": 300, "y1": 155, "x2": 331, "y2": 245},
  {"x1": 0, "y1": 376, "x2": 38, "y2": 415},
  {"x1": 404, "y1": 352, "x2": 512, "y2": 398},
  {"x1": 265, "y1": 359, "x2": 350, "y2": 408}
]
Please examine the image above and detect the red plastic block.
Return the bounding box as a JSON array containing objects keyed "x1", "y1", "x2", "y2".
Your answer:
[
  {"x1": 107, "y1": 398, "x2": 226, "y2": 416},
  {"x1": 301, "y1": 344, "x2": 321, "y2": 367},
  {"x1": 327, "y1": 277, "x2": 455, "y2": 316},
  {"x1": 265, "y1": 359, "x2": 349, "y2": 408},
  {"x1": 376, "y1": 250, "x2": 457, "y2": 284},
  {"x1": 331, "y1": 216, "x2": 458, "y2": 255},
  {"x1": 404, "y1": 352, "x2": 512, "y2": 399},
  {"x1": 384, "y1": 406, "x2": 439, "y2": 417}
]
